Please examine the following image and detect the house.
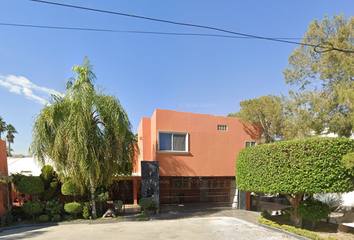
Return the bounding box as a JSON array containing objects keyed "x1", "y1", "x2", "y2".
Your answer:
[
  {"x1": 134, "y1": 109, "x2": 258, "y2": 210},
  {"x1": 0, "y1": 140, "x2": 10, "y2": 215}
]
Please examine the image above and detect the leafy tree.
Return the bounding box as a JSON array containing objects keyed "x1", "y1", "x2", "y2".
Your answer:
[
  {"x1": 283, "y1": 14, "x2": 354, "y2": 137},
  {"x1": 236, "y1": 137, "x2": 354, "y2": 228},
  {"x1": 6, "y1": 124, "x2": 17, "y2": 156},
  {"x1": 30, "y1": 57, "x2": 137, "y2": 219},
  {"x1": 0, "y1": 116, "x2": 7, "y2": 140},
  {"x1": 228, "y1": 95, "x2": 283, "y2": 143}
]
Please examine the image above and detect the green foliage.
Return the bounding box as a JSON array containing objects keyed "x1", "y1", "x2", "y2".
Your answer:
[
  {"x1": 139, "y1": 198, "x2": 151, "y2": 209},
  {"x1": 45, "y1": 199, "x2": 63, "y2": 217},
  {"x1": 61, "y1": 180, "x2": 81, "y2": 196},
  {"x1": 23, "y1": 202, "x2": 44, "y2": 217},
  {"x1": 95, "y1": 190, "x2": 109, "y2": 202},
  {"x1": 228, "y1": 95, "x2": 283, "y2": 143},
  {"x1": 283, "y1": 14, "x2": 354, "y2": 138},
  {"x1": 17, "y1": 176, "x2": 44, "y2": 194},
  {"x1": 10, "y1": 173, "x2": 25, "y2": 193},
  {"x1": 82, "y1": 202, "x2": 91, "y2": 220},
  {"x1": 298, "y1": 199, "x2": 330, "y2": 222},
  {"x1": 147, "y1": 200, "x2": 158, "y2": 212},
  {"x1": 40, "y1": 165, "x2": 55, "y2": 188},
  {"x1": 342, "y1": 152, "x2": 354, "y2": 169},
  {"x1": 53, "y1": 213, "x2": 61, "y2": 221},
  {"x1": 30, "y1": 57, "x2": 138, "y2": 219},
  {"x1": 236, "y1": 137, "x2": 354, "y2": 194},
  {"x1": 5, "y1": 210, "x2": 13, "y2": 226},
  {"x1": 136, "y1": 212, "x2": 149, "y2": 218},
  {"x1": 261, "y1": 209, "x2": 271, "y2": 219},
  {"x1": 38, "y1": 214, "x2": 50, "y2": 223},
  {"x1": 64, "y1": 202, "x2": 83, "y2": 215},
  {"x1": 258, "y1": 218, "x2": 337, "y2": 240},
  {"x1": 43, "y1": 179, "x2": 59, "y2": 201}
]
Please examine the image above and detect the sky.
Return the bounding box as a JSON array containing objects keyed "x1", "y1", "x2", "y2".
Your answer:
[{"x1": 0, "y1": 0, "x2": 353, "y2": 155}]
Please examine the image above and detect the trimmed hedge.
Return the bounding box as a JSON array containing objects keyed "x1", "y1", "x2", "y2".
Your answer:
[
  {"x1": 258, "y1": 218, "x2": 338, "y2": 240},
  {"x1": 298, "y1": 199, "x2": 330, "y2": 222},
  {"x1": 61, "y1": 180, "x2": 81, "y2": 196},
  {"x1": 17, "y1": 176, "x2": 44, "y2": 194},
  {"x1": 64, "y1": 202, "x2": 83, "y2": 215},
  {"x1": 23, "y1": 201, "x2": 44, "y2": 217},
  {"x1": 236, "y1": 137, "x2": 354, "y2": 194},
  {"x1": 39, "y1": 214, "x2": 50, "y2": 223}
]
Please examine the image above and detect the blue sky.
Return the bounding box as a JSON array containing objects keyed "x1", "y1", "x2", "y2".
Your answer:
[{"x1": 0, "y1": 0, "x2": 353, "y2": 155}]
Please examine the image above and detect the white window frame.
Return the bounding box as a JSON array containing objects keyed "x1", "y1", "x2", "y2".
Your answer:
[
  {"x1": 158, "y1": 131, "x2": 189, "y2": 153},
  {"x1": 245, "y1": 141, "x2": 256, "y2": 148},
  {"x1": 217, "y1": 125, "x2": 228, "y2": 131}
]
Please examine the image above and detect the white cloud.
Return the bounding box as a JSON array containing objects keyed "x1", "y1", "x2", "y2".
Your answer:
[{"x1": 0, "y1": 75, "x2": 61, "y2": 105}]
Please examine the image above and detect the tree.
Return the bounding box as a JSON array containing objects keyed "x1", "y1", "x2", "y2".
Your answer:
[
  {"x1": 228, "y1": 95, "x2": 283, "y2": 144},
  {"x1": 236, "y1": 137, "x2": 354, "y2": 228},
  {"x1": 30, "y1": 57, "x2": 137, "y2": 219},
  {"x1": 0, "y1": 116, "x2": 7, "y2": 140},
  {"x1": 283, "y1": 14, "x2": 354, "y2": 137},
  {"x1": 6, "y1": 124, "x2": 17, "y2": 157}
]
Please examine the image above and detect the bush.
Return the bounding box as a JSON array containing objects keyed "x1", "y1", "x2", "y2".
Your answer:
[
  {"x1": 64, "y1": 202, "x2": 83, "y2": 217},
  {"x1": 38, "y1": 214, "x2": 50, "y2": 223},
  {"x1": 147, "y1": 200, "x2": 158, "y2": 212},
  {"x1": 61, "y1": 180, "x2": 81, "y2": 196},
  {"x1": 298, "y1": 199, "x2": 330, "y2": 222},
  {"x1": 82, "y1": 202, "x2": 91, "y2": 220},
  {"x1": 5, "y1": 210, "x2": 13, "y2": 226},
  {"x1": 45, "y1": 199, "x2": 63, "y2": 217},
  {"x1": 139, "y1": 198, "x2": 151, "y2": 214},
  {"x1": 40, "y1": 165, "x2": 55, "y2": 188},
  {"x1": 53, "y1": 213, "x2": 61, "y2": 221},
  {"x1": 23, "y1": 201, "x2": 44, "y2": 217},
  {"x1": 261, "y1": 209, "x2": 271, "y2": 219},
  {"x1": 314, "y1": 193, "x2": 343, "y2": 211},
  {"x1": 236, "y1": 137, "x2": 354, "y2": 194},
  {"x1": 43, "y1": 180, "x2": 59, "y2": 201},
  {"x1": 17, "y1": 176, "x2": 44, "y2": 194}
]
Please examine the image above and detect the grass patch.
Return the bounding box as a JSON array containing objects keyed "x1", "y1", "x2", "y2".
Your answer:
[
  {"x1": 259, "y1": 217, "x2": 339, "y2": 240},
  {"x1": 136, "y1": 212, "x2": 149, "y2": 218}
]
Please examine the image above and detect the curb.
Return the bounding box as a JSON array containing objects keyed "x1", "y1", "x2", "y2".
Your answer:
[{"x1": 257, "y1": 222, "x2": 310, "y2": 240}]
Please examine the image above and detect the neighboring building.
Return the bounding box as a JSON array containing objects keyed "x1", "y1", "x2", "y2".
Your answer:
[
  {"x1": 0, "y1": 140, "x2": 10, "y2": 215},
  {"x1": 135, "y1": 109, "x2": 258, "y2": 210}
]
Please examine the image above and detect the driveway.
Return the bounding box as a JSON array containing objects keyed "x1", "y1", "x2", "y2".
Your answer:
[{"x1": 0, "y1": 217, "x2": 299, "y2": 240}]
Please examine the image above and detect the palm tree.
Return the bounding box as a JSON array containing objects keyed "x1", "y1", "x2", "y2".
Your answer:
[
  {"x1": 0, "y1": 116, "x2": 7, "y2": 140},
  {"x1": 30, "y1": 57, "x2": 137, "y2": 219},
  {"x1": 6, "y1": 124, "x2": 18, "y2": 156}
]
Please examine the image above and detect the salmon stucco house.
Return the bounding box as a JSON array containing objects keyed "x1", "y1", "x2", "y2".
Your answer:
[{"x1": 136, "y1": 109, "x2": 258, "y2": 211}]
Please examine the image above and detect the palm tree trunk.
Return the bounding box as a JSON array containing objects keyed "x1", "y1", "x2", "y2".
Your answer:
[
  {"x1": 7, "y1": 141, "x2": 10, "y2": 156},
  {"x1": 89, "y1": 173, "x2": 97, "y2": 219}
]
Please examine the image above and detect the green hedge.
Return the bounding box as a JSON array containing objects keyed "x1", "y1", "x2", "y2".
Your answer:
[
  {"x1": 61, "y1": 180, "x2": 81, "y2": 196},
  {"x1": 236, "y1": 137, "x2": 354, "y2": 194},
  {"x1": 17, "y1": 176, "x2": 44, "y2": 194},
  {"x1": 64, "y1": 202, "x2": 83, "y2": 215},
  {"x1": 23, "y1": 201, "x2": 44, "y2": 217},
  {"x1": 258, "y1": 218, "x2": 338, "y2": 240}
]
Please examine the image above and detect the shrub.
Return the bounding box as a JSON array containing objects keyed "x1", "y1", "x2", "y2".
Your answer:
[
  {"x1": 23, "y1": 201, "x2": 44, "y2": 218},
  {"x1": 314, "y1": 193, "x2": 343, "y2": 211},
  {"x1": 53, "y1": 213, "x2": 61, "y2": 221},
  {"x1": 298, "y1": 199, "x2": 330, "y2": 221},
  {"x1": 43, "y1": 180, "x2": 59, "y2": 201},
  {"x1": 261, "y1": 209, "x2": 271, "y2": 219},
  {"x1": 40, "y1": 165, "x2": 55, "y2": 188},
  {"x1": 64, "y1": 202, "x2": 83, "y2": 218},
  {"x1": 17, "y1": 176, "x2": 44, "y2": 194},
  {"x1": 61, "y1": 180, "x2": 81, "y2": 196},
  {"x1": 45, "y1": 199, "x2": 63, "y2": 217},
  {"x1": 148, "y1": 200, "x2": 158, "y2": 212},
  {"x1": 82, "y1": 202, "x2": 91, "y2": 220},
  {"x1": 38, "y1": 214, "x2": 50, "y2": 223},
  {"x1": 5, "y1": 210, "x2": 13, "y2": 226},
  {"x1": 139, "y1": 198, "x2": 151, "y2": 214}
]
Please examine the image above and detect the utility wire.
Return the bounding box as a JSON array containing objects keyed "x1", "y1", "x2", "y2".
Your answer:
[
  {"x1": 0, "y1": 22, "x2": 330, "y2": 41},
  {"x1": 18, "y1": 0, "x2": 354, "y2": 53}
]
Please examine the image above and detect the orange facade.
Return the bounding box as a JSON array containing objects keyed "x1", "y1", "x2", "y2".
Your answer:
[
  {"x1": 137, "y1": 109, "x2": 258, "y2": 177},
  {"x1": 0, "y1": 140, "x2": 9, "y2": 215}
]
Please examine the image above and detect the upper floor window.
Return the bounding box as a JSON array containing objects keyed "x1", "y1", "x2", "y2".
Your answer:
[
  {"x1": 217, "y1": 125, "x2": 228, "y2": 131},
  {"x1": 245, "y1": 141, "x2": 256, "y2": 147},
  {"x1": 158, "y1": 131, "x2": 188, "y2": 153}
]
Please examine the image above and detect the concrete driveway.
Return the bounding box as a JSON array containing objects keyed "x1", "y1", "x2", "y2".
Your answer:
[{"x1": 0, "y1": 217, "x2": 299, "y2": 240}]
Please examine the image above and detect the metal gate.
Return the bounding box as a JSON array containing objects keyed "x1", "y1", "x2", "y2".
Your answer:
[{"x1": 160, "y1": 176, "x2": 237, "y2": 212}]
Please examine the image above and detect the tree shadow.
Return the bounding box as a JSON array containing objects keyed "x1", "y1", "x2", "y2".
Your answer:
[{"x1": 0, "y1": 222, "x2": 59, "y2": 239}]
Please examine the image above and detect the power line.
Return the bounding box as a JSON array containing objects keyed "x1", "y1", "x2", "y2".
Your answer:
[
  {"x1": 0, "y1": 22, "x2": 329, "y2": 41},
  {"x1": 18, "y1": 0, "x2": 354, "y2": 53},
  {"x1": 27, "y1": 0, "x2": 313, "y2": 47}
]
